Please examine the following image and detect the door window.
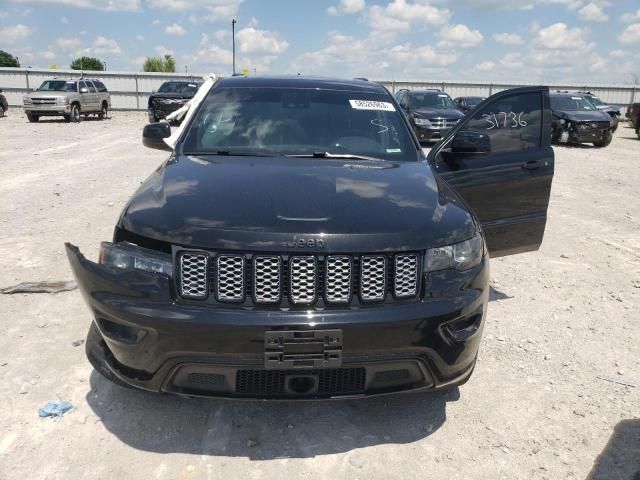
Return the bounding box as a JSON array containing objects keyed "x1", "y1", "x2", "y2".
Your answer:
[
  {"x1": 455, "y1": 92, "x2": 542, "y2": 153},
  {"x1": 85, "y1": 81, "x2": 97, "y2": 93}
]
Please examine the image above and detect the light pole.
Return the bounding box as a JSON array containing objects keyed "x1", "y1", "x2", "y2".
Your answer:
[{"x1": 232, "y1": 19, "x2": 236, "y2": 75}]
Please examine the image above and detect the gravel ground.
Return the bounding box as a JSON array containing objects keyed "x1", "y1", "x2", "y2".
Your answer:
[{"x1": 0, "y1": 111, "x2": 638, "y2": 480}]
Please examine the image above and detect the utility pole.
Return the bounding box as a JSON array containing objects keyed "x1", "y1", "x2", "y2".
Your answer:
[{"x1": 232, "y1": 19, "x2": 236, "y2": 75}]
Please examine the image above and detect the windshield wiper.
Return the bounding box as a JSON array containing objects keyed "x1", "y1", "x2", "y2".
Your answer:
[
  {"x1": 189, "y1": 150, "x2": 277, "y2": 157},
  {"x1": 286, "y1": 152, "x2": 387, "y2": 162}
]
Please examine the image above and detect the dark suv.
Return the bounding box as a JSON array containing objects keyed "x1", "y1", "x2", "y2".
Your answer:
[
  {"x1": 550, "y1": 92, "x2": 613, "y2": 147},
  {"x1": 577, "y1": 91, "x2": 620, "y2": 132},
  {"x1": 67, "y1": 77, "x2": 554, "y2": 399},
  {"x1": 627, "y1": 102, "x2": 640, "y2": 131},
  {"x1": 454, "y1": 96, "x2": 486, "y2": 114},
  {"x1": 148, "y1": 80, "x2": 202, "y2": 123},
  {"x1": 396, "y1": 89, "x2": 465, "y2": 143}
]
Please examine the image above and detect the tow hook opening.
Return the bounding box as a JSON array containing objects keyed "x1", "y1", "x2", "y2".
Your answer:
[
  {"x1": 285, "y1": 375, "x2": 319, "y2": 395},
  {"x1": 447, "y1": 313, "x2": 482, "y2": 341}
]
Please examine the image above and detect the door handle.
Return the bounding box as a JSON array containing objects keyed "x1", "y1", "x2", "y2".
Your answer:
[{"x1": 522, "y1": 160, "x2": 543, "y2": 170}]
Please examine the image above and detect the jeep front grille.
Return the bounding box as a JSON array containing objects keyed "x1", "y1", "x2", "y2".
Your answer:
[{"x1": 177, "y1": 251, "x2": 420, "y2": 306}]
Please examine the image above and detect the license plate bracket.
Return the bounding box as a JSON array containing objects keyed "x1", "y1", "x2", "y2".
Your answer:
[{"x1": 264, "y1": 329, "x2": 343, "y2": 369}]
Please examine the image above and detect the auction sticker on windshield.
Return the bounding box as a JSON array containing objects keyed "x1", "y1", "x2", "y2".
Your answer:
[{"x1": 349, "y1": 100, "x2": 396, "y2": 111}]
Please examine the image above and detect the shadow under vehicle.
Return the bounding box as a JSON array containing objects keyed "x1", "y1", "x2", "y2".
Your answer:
[{"x1": 66, "y1": 77, "x2": 554, "y2": 401}]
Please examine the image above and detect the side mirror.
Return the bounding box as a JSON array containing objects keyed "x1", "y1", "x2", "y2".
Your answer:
[
  {"x1": 143, "y1": 122, "x2": 172, "y2": 151},
  {"x1": 80, "y1": 87, "x2": 88, "y2": 93},
  {"x1": 451, "y1": 131, "x2": 491, "y2": 154}
]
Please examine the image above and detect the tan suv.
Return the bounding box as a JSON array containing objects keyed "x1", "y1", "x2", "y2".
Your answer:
[{"x1": 23, "y1": 78, "x2": 111, "y2": 123}]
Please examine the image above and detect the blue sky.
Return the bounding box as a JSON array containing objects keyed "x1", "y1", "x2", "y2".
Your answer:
[{"x1": 0, "y1": 0, "x2": 639, "y2": 83}]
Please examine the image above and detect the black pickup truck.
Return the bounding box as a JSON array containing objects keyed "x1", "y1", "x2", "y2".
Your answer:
[{"x1": 148, "y1": 80, "x2": 202, "y2": 123}]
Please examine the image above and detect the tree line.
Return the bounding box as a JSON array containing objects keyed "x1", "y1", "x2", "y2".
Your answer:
[{"x1": 0, "y1": 49, "x2": 176, "y2": 73}]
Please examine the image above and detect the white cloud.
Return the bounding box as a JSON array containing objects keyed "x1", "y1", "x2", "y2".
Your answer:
[
  {"x1": 0, "y1": 24, "x2": 32, "y2": 45},
  {"x1": 165, "y1": 23, "x2": 186, "y2": 35},
  {"x1": 246, "y1": 16, "x2": 258, "y2": 27},
  {"x1": 8, "y1": 0, "x2": 140, "y2": 11},
  {"x1": 236, "y1": 27, "x2": 289, "y2": 55},
  {"x1": 92, "y1": 36, "x2": 121, "y2": 55},
  {"x1": 327, "y1": 0, "x2": 365, "y2": 15},
  {"x1": 366, "y1": 0, "x2": 450, "y2": 32},
  {"x1": 0, "y1": 10, "x2": 7, "y2": 18},
  {"x1": 500, "y1": 52, "x2": 525, "y2": 69},
  {"x1": 212, "y1": 29, "x2": 229, "y2": 41},
  {"x1": 493, "y1": 32, "x2": 524, "y2": 45},
  {"x1": 136, "y1": 34, "x2": 144, "y2": 41},
  {"x1": 60, "y1": 16, "x2": 69, "y2": 24},
  {"x1": 534, "y1": 22, "x2": 591, "y2": 50},
  {"x1": 621, "y1": 8, "x2": 640, "y2": 23},
  {"x1": 577, "y1": 2, "x2": 608, "y2": 22},
  {"x1": 55, "y1": 36, "x2": 81, "y2": 49},
  {"x1": 148, "y1": 0, "x2": 242, "y2": 22},
  {"x1": 609, "y1": 49, "x2": 626, "y2": 58},
  {"x1": 438, "y1": 23, "x2": 483, "y2": 48},
  {"x1": 618, "y1": 23, "x2": 640, "y2": 45},
  {"x1": 475, "y1": 61, "x2": 495, "y2": 71},
  {"x1": 155, "y1": 45, "x2": 174, "y2": 56},
  {"x1": 41, "y1": 51, "x2": 56, "y2": 61}
]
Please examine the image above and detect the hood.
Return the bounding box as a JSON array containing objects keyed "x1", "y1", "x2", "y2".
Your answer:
[
  {"x1": 554, "y1": 109, "x2": 611, "y2": 122},
  {"x1": 595, "y1": 105, "x2": 620, "y2": 115},
  {"x1": 150, "y1": 92, "x2": 196, "y2": 101},
  {"x1": 412, "y1": 108, "x2": 465, "y2": 120},
  {"x1": 119, "y1": 155, "x2": 476, "y2": 253}
]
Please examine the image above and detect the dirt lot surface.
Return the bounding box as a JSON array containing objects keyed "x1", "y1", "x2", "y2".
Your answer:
[{"x1": 0, "y1": 111, "x2": 638, "y2": 480}]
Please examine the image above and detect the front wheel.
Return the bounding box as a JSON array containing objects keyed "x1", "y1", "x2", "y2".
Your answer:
[
  {"x1": 69, "y1": 103, "x2": 81, "y2": 123},
  {"x1": 26, "y1": 112, "x2": 39, "y2": 122},
  {"x1": 98, "y1": 103, "x2": 108, "y2": 120},
  {"x1": 0, "y1": 105, "x2": 5, "y2": 118}
]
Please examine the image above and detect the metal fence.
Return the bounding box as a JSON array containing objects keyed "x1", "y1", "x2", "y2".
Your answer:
[{"x1": 1, "y1": 67, "x2": 638, "y2": 112}]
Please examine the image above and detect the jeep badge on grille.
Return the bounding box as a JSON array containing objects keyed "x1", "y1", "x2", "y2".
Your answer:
[{"x1": 285, "y1": 236, "x2": 326, "y2": 249}]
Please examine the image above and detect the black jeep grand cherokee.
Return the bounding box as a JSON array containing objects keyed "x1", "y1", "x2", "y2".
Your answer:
[
  {"x1": 67, "y1": 76, "x2": 554, "y2": 399},
  {"x1": 148, "y1": 80, "x2": 202, "y2": 123},
  {"x1": 550, "y1": 91, "x2": 613, "y2": 147}
]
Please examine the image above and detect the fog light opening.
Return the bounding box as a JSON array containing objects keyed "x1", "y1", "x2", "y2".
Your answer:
[{"x1": 285, "y1": 375, "x2": 318, "y2": 395}]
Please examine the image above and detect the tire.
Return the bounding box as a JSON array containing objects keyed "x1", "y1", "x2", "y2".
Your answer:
[
  {"x1": 98, "y1": 102, "x2": 108, "y2": 120},
  {"x1": 86, "y1": 322, "x2": 135, "y2": 390},
  {"x1": 69, "y1": 103, "x2": 81, "y2": 123},
  {"x1": 593, "y1": 131, "x2": 612, "y2": 148},
  {"x1": 26, "y1": 112, "x2": 39, "y2": 123},
  {"x1": 0, "y1": 105, "x2": 5, "y2": 118},
  {"x1": 148, "y1": 112, "x2": 158, "y2": 123}
]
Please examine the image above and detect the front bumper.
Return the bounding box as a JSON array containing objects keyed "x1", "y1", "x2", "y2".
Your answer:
[
  {"x1": 24, "y1": 104, "x2": 71, "y2": 115},
  {"x1": 412, "y1": 125, "x2": 454, "y2": 143},
  {"x1": 66, "y1": 243, "x2": 489, "y2": 399}
]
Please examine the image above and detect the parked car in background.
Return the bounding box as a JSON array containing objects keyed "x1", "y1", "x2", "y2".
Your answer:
[
  {"x1": 454, "y1": 96, "x2": 486, "y2": 114},
  {"x1": 396, "y1": 89, "x2": 465, "y2": 143},
  {"x1": 550, "y1": 91, "x2": 613, "y2": 147},
  {"x1": 576, "y1": 91, "x2": 621, "y2": 132},
  {"x1": 0, "y1": 89, "x2": 7, "y2": 117},
  {"x1": 148, "y1": 80, "x2": 202, "y2": 124},
  {"x1": 67, "y1": 76, "x2": 555, "y2": 399},
  {"x1": 23, "y1": 78, "x2": 110, "y2": 123},
  {"x1": 627, "y1": 102, "x2": 640, "y2": 129}
]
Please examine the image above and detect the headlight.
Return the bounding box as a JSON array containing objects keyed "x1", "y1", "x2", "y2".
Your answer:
[
  {"x1": 23, "y1": 96, "x2": 32, "y2": 105},
  {"x1": 414, "y1": 118, "x2": 432, "y2": 127},
  {"x1": 99, "y1": 242, "x2": 172, "y2": 276},
  {"x1": 56, "y1": 97, "x2": 69, "y2": 105},
  {"x1": 578, "y1": 123, "x2": 589, "y2": 130},
  {"x1": 424, "y1": 235, "x2": 483, "y2": 272}
]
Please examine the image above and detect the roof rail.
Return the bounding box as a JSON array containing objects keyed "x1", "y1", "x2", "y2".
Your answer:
[{"x1": 353, "y1": 77, "x2": 368, "y2": 81}]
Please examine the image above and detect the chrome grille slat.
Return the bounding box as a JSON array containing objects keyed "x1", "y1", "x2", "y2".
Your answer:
[
  {"x1": 254, "y1": 256, "x2": 281, "y2": 303},
  {"x1": 325, "y1": 256, "x2": 352, "y2": 303},
  {"x1": 394, "y1": 254, "x2": 418, "y2": 298},
  {"x1": 178, "y1": 251, "x2": 420, "y2": 304},
  {"x1": 289, "y1": 256, "x2": 317, "y2": 304},
  {"x1": 179, "y1": 253, "x2": 208, "y2": 298},
  {"x1": 216, "y1": 255, "x2": 245, "y2": 302},
  {"x1": 360, "y1": 256, "x2": 386, "y2": 302}
]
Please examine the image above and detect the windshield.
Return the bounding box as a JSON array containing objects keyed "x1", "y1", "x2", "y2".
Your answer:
[
  {"x1": 182, "y1": 86, "x2": 417, "y2": 161},
  {"x1": 409, "y1": 93, "x2": 457, "y2": 109},
  {"x1": 586, "y1": 95, "x2": 603, "y2": 106},
  {"x1": 466, "y1": 97, "x2": 486, "y2": 107},
  {"x1": 158, "y1": 81, "x2": 201, "y2": 94},
  {"x1": 37, "y1": 80, "x2": 77, "y2": 92},
  {"x1": 551, "y1": 95, "x2": 596, "y2": 111}
]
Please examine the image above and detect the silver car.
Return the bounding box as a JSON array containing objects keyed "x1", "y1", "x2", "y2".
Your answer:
[{"x1": 23, "y1": 78, "x2": 111, "y2": 123}]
